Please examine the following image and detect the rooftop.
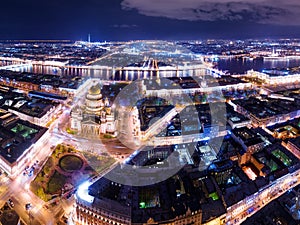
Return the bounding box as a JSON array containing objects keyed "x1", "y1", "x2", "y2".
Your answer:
[
  {"x1": 0, "y1": 69, "x2": 83, "y2": 90},
  {"x1": 137, "y1": 97, "x2": 174, "y2": 131},
  {"x1": 232, "y1": 96, "x2": 300, "y2": 119},
  {"x1": 0, "y1": 109, "x2": 47, "y2": 164},
  {"x1": 232, "y1": 127, "x2": 265, "y2": 147},
  {"x1": 88, "y1": 164, "x2": 225, "y2": 224},
  {"x1": 0, "y1": 88, "x2": 58, "y2": 118}
]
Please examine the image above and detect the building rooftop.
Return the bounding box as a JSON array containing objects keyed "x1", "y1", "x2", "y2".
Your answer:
[
  {"x1": 136, "y1": 97, "x2": 174, "y2": 131},
  {"x1": 251, "y1": 143, "x2": 299, "y2": 180},
  {"x1": 88, "y1": 165, "x2": 210, "y2": 224},
  {"x1": 0, "y1": 69, "x2": 83, "y2": 90},
  {"x1": 100, "y1": 83, "x2": 128, "y2": 103},
  {"x1": 232, "y1": 127, "x2": 265, "y2": 147},
  {"x1": 242, "y1": 200, "x2": 297, "y2": 225},
  {"x1": 267, "y1": 117, "x2": 300, "y2": 140},
  {"x1": 0, "y1": 88, "x2": 58, "y2": 118},
  {"x1": 157, "y1": 103, "x2": 248, "y2": 138},
  {"x1": 0, "y1": 110, "x2": 47, "y2": 164},
  {"x1": 144, "y1": 76, "x2": 247, "y2": 91},
  {"x1": 232, "y1": 96, "x2": 300, "y2": 120},
  {"x1": 226, "y1": 103, "x2": 250, "y2": 125},
  {"x1": 289, "y1": 136, "x2": 300, "y2": 149},
  {"x1": 274, "y1": 88, "x2": 300, "y2": 102}
]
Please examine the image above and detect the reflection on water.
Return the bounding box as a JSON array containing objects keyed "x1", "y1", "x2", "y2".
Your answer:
[
  {"x1": 5, "y1": 58, "x2": 300, "y2": 78},
  {"x1": 12, "y1": 64, "x2": 206, "y2": 81},
  {"x1": 217, "y1": 58, "x2": 300, "y2": 74},
  {"x1": 15, "y1": 65, "x2": 112, "y2": 79}
]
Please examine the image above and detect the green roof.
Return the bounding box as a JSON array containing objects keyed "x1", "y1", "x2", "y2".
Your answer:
[{"x1": 209, "y1": 192, "x2": 219, "y2": 201}]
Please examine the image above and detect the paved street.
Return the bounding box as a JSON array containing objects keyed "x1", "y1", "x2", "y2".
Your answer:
[{"x1": 226, "y1": 170, "x2": 300, "y2": 225}]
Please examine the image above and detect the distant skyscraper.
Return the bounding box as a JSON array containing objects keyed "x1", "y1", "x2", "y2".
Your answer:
[{"x1": 88, "y1": 34, "x2": 91, "y2": 43}]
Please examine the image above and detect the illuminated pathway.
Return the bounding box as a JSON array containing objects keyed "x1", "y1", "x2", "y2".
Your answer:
[
  {"x1": 0, "y1": 175, "x2": 55, "y2": 225},
  {"x1": 223, "y1": 170, "x2": 300, "y2": 225}
]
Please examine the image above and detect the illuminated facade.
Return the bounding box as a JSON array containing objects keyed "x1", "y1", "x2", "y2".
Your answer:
[
  {"x1": 286, "y1": 137, "x2": 300, "y2": 159},
  {"x1": 72, "y1": 170, "x2": 203, "y2": 225},
  {"x1": 247, "y1": 70, "x2": 300, "y2": 85},
  {"x1": 8, "y1": 103, "x2": 61, "y2": 127},
  {"x1": 231, "y1": 97, "x2": 300, "y2": 128},
  {"x1": 73, "y1": 201, "x2": 202, "y2": 225},
  {"x1": 0, "y1": 129, "x2": 49, "y2": 178},
  {"x1": 71, "y1": 82, "x2": 116, "y2": 136},
  {"x1": 0, "y1": 109, "x2": 49, "y2": 178},
  {"x1": 142, "y1": 77, "x2": 253, "y2": 97}
]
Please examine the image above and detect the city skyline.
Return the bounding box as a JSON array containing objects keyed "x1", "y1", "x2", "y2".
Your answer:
[
  {"x1": 0, "y1": 39, "x2": 299, "y2": 224},
  {"x1": 2, "y1": 0, "x2": 300, "y2": 40}
]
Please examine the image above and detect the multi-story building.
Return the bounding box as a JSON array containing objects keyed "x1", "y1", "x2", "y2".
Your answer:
[
  {"x1": 71, "y1": 82, "x2": 116, "y2": 136},
  {"x1": 231, "y1": 96, "x2": 300, "y2": 127},
  {"x1": 247, "y1": 69, "x2": 300, "y2": 85},
  {"x1": 286, "y1": 136, "x2": 300, "y2": 159},
  {"x1": 73, "y1": 166, "x2": 206, "y2": 225},
  {"x1": 231, "y1": 127, "x2": 266, "y2": 154},
  {"x1": 0, "y1": 109, "x2": 49, "y2": 177},
  {"x1": 8, "y1": 100, "x2": 61, "y2": 127}
]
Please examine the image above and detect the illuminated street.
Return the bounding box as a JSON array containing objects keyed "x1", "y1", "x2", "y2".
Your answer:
[{"x1": 0, "y1": 38, "x2": 300, "y2": 225}]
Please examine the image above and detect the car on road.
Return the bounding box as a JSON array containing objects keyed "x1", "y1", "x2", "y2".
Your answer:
[
  {"x1": 25, "y1": 203, "x2": 32, "y2": 210},
  {"x1": 7, "y1": 199, "x2": 14, "y2": 208},
  {"x1": 28, "y1": 170, "x2": 33, "y2": 177}
]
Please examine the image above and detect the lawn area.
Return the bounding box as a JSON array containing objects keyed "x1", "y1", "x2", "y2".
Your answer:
[
  {"x1": 31, "y1": 144, "x2": 79, "y2": 200},
  {"x1": 31, "y1": 143, "x2": 116, "y2": 202},
  {"x1": 82, "y1": 151, "x2": 116, "y2": 174},
  {"x1": 66, "y1": 127, "x2": 77, "y2": 135},
  {"x1": 47, "y1": 171, "x2": 67, "y2": 194}
]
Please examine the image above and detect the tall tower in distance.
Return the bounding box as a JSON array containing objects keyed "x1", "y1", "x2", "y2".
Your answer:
[{"x1": 88, "y1": 34, "x2": 91, "y2": 43}]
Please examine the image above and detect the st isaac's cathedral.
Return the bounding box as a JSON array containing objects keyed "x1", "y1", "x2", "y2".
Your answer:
[{"x1": 70, "y1": 82, "x2": 116, "y2": 137}]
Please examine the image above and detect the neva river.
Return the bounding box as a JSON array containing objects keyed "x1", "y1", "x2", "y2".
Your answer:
[
  {"x1": 5, "y1": 56, "x2": 300, "y2": 77},
  {"x1": 217, "y1": 57, "x2": 300, "y2": 75}
]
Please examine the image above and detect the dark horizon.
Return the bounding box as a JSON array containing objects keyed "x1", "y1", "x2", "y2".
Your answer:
[
  {"x1": 1, "y1": 0, "x2": 300, "y2": 41},
  {"x1": 2, "y1": 33, "x2": 300, "y2": 42}
]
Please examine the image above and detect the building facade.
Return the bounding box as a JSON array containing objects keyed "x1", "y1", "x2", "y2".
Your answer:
[{"x1": 71, "y1": 82, "x2": 116, "y2": 136}]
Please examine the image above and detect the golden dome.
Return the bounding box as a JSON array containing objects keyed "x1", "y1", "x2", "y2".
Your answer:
[{"x1": 88, "y1": 84, "x2": 101, "y2": 95}]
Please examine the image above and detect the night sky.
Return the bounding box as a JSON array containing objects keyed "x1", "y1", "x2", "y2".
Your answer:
[{"x1": 1, "y1": 0, "x2": 300, "y2": 41}]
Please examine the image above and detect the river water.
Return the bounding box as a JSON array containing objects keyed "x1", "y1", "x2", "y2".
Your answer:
[
  {"x1": 4, "y1": 57, "x2": 300, "y2": 77},
  {"x1": 216, "y1": 57, "x2": 300, "y2": 74}
]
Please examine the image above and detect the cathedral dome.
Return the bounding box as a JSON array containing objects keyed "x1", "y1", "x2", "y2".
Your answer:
[
  {"x1": 85, "y1": 82, "x2": 104, "y2": 115},
  {"x1": 88, "y1": 84, "x2": 101, "y2": 95}
]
